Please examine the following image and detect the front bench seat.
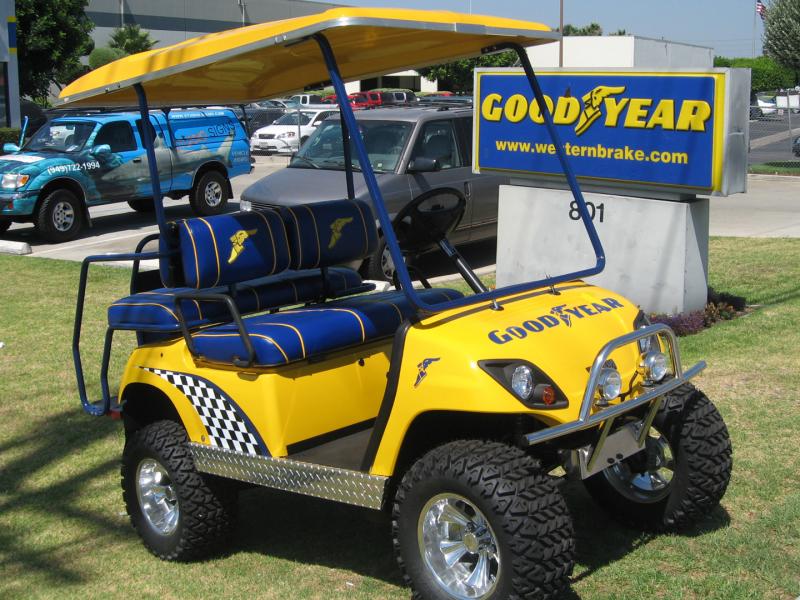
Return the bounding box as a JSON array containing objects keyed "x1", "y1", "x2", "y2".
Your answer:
[{"x1": 190, "y1": 287, "x2": 463, "y2": 367}]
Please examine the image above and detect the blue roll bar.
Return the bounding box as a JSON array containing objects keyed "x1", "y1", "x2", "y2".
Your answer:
[{"x1": 313, "y1": 34, "x2": 605, "y2": 315}]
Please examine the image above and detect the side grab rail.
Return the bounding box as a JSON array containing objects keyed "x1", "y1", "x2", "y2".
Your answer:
[
  {"x1": 524, "y1": 324, "x2": 706, "y2": 446},
  {"x1": 73, "y1": 250, "x2": 169, "y2": 416},
  {"x1": 173, "y1": 291, "x2": 256, "y2": 369}
]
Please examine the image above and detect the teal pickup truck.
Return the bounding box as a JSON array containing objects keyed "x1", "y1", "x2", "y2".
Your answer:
[{"x1": 0, "y1": 109, "x2": 251, "y2": 242}]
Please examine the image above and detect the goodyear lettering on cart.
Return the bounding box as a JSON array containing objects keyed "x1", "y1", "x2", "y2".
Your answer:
[
  {"x1": 488, "y1": 298, "x2": 624, "y2": 345},
  {"x1": 473, "y1": 70, "x2": 726, "y2": 192}
]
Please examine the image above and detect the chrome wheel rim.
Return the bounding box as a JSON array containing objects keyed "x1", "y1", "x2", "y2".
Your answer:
[
  {"x1": 603, "y1": 426, "x2": 675, "y2": 503},
  {"x1": 418, "y1": 493, "x2": 500, "y2": 599},
  {"x1": 52, "y1": 201, "x2": 75, "y2": 232},
  {"x1": 380, "y1": 245, "x2": 395, "y2": 280},
  {"x1": 204, "y1": 180, "x2": 223, "y2": 207},
  {"x1": 136, "y1": 458, "x2": 179, "y2": 535}
]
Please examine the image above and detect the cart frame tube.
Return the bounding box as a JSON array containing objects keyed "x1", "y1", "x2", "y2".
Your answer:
[
  {"x1": 134, "y1": 83, "x2": 174, "y2": 286},
  {"x1": 313, "y1": 35, "x2": 605, "y2": 314}
]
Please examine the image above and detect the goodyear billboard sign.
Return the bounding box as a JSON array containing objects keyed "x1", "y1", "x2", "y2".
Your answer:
[{"x1": 474, "y1": 69, "x2": 746, "y2": 194}]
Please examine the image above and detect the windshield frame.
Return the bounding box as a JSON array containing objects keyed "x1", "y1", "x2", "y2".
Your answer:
[
  {"x1": 24, "y1": 120, "x2": 98, "y2": 153},
  {"x1": 288, "y1": 118, "x2": 413, "y2": 174}
]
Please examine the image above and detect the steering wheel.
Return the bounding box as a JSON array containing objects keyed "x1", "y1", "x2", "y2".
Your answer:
[{"x1": 392, "y1": 187, "x2": 466, "y2": 255}]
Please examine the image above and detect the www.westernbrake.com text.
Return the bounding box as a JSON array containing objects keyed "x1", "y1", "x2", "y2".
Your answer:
[{"x1": 494, "y1": 140, "x2": 689, "y2": 165}]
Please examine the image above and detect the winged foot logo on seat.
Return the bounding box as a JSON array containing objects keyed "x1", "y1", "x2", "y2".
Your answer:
[
  {"x1": 329, "y1": 217, "x2": 353, "y2": 249},
  {"x1": 228, "y1": 229, "x2": 258, "y2": 264}
]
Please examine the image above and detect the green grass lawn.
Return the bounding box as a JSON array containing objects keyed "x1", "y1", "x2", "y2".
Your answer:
[
  {"x1": 1, "y1": 238, "x2": 799, "y2": 599},
  {"x1": 749, "y1": 162, "x2": 800, "y2": 176}
]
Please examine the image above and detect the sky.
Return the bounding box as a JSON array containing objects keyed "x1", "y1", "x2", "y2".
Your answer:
[{"x1": 340, "y1": 0, "x2": 766, "y2": 58}]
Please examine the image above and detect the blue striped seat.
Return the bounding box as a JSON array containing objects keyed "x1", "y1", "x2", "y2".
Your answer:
[
  {"x1": 190, "y1": 288, "x2": 463, "y2": 367},
  {"x1": 108, "y1": 267, "x2": 373, "y2": 331}
]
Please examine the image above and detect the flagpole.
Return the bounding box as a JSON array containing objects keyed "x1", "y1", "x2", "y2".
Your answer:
[{"x1": 752, "y1": 2, "x2": 757, "y2": 58}]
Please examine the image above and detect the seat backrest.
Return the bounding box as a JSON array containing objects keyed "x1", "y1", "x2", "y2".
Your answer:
[
  {"x1": 280, "y1": 199, "x2": 377, "y2": 270},
  {"x1": 178, "y1": 209, "x2": 290, "y2": 289}
]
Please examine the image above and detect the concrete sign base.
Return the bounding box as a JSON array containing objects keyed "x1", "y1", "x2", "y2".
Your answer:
[{"x1": 496, "y1": 185, "x2": 709, "y2": 315}]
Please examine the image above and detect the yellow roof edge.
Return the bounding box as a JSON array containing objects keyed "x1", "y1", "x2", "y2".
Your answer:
[{"x1": 58, "y1": 7, "x2": 557, "y2": 107}]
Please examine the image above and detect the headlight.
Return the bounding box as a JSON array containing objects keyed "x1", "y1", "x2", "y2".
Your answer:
[
  {"x1": 511, "y1": 365, "x2": 533, "y2": 400},
  {"x1": 597, "y1": 368, "x2": 622, "y2": 402},
  {"x1": 239, "y1": 199, "x2": 252, "y2": 212},
  {"x1": 642, "y1": 351, "x2": 669, "y2": 383},
  {"x1": 276, "y1": 131, "x2": 296, "y2": 139},
  {"x1": 2, "y1": 174, "x2": 30, "y2": 189},
  {"x1": 634, "y1": 310, "x2": 658, "y2": 353},
  {"x1": 478, "y1": 360, "x2": 567, "y2": 409}
]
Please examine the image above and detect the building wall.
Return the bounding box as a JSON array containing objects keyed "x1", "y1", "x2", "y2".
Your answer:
[
  {"x1": 526, "y1": 36, "x2": 713, "y2": 69},
  {"x1": 87, "y1": 0, "x2": 340, "y2": 47}
]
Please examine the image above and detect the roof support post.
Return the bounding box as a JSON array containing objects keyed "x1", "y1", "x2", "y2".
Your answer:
[
  {"x1": 339, "y1": 110, "x2": 354, "y2": 200},
  {"x1": 134, "y1": 83, "x2": 173, "y2": 286},
  {"x1": 489, "y1": 42, "x2": 605, "y2": 275},
  {"x1": 313, "y1": 33, "x2": 417, "y2": 302}
]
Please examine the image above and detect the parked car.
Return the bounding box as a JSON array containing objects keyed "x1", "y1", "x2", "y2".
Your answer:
[
  {"x1": 0, "y1": 109, "x2": 251, "y2": 241},
  {"x1": 349, "y1": 91, "x2": 381, "y2": 109},
  {"x1": 793, "y1": 136, "x2": 800, "y2": 157},
  {"x1": 376, "y1": 90, "x2": 418, "y2": 106},
  {"x1": 286, "y1": 93, "x2": 324, "y2": 107},
  {"x1": 241, "y1": 105, "x2": 508, "y2": 279},
  {"x1": 249, "y1": 106, "x2": 339, "y2": 154},
  {"x1": 210, "y1": 103, "x2": 285, "y2": 136}
]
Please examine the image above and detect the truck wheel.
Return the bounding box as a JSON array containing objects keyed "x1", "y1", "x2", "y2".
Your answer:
[
  {"x1": 35, "y1": 189, "x2": 84, "y2": 242},
  {"x1": 127, "y1": 198, "x2": 155, "y2": 212},
  {"x1": 191, "y1": 170, "x2": 228, "y2": 216},
  {"x1": 121, "y1": 420, "x2": 238, "y2": 561},
  {"x1": 584, "y1": 384, "x2": 732, "y2": 531},
  {"x1": 362, "y1": 239, "x2": 395, "y2": 281},
  {"x1": 393, "y1": 440, "x2": 574, "y2": 600}
]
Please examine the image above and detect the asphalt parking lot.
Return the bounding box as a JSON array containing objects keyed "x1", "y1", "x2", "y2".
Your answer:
[{"x1": 1, "y1": 156, "x2": 799, "y2": 272}]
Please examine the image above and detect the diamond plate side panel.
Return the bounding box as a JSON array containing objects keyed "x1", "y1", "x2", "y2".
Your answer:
[{"x1": 190, "y1": 443, "x2": 388, "y2": 510}]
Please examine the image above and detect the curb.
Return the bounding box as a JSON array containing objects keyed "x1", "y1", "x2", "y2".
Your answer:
[{"x1": 0, "y1": 240, "x2": 32, "y2": 255}]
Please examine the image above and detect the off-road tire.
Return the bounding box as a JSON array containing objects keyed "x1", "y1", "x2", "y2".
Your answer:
[
  {"x1": 121, "y1": 420, "x2": 237, "y2": 561},
  {"x1": 35, "y1": 188, "x2": 84, "y2": 242},
  {"x1": 190, "y1": 170, "x2": 229, "y2": 216},
  {"x1": 393, "y1": 440, "x2": 574, "y2": 600},
  {"x1": 584, "y1": 384, "x2": 732, "y2": 531},
  {"x1": 127, "y1": 197, "x2": 155, "y2": 212}
]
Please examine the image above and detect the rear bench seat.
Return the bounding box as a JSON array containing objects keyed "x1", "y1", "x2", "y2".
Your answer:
[
  {"x1": 108, "y1": 203, "x2": 375, "y2": 332},
  {"x1": 109, "y1": 198, "x2": 463, "y2": 366}
]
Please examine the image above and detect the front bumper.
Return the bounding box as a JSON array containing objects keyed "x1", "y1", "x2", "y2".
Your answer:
[
  {"x1": 525, "y1": 324, "x2": 704, "y2": 473},
  {"x1": 251, "y1": 138, "x2": 296, "y2": 153},
  {"x1": 0, "y1": 189, "x2": 39, "y2": 216}
]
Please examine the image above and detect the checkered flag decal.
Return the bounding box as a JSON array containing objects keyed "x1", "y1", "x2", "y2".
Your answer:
[{"x1": 143, "y1": 367, "x2": 266, "y2": 456}]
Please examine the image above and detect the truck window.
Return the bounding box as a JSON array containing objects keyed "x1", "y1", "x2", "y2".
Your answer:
[
  {"x1": 410, "y1": 120, "x2": 462, "y2": 170},
  {"x1": 94, "y1": 121, "x2": 137, "y2": 152},
  {"x1": 135, "y1": 119, "x2": 158, "y2": 145}
]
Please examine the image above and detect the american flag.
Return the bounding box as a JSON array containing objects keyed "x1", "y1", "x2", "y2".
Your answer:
[{"x1": 756, "y1": 0, "x2": 767, "y2": 20}]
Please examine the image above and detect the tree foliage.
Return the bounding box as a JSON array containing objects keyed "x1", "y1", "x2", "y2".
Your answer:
[
  {"x1": 16, "y1": 0, "x2": 94, "y2": 99},
  {"x1": 417, "y1": 51, "x2": 518, "y2": 93},
  {"x1": 89, "y1": 47, "x2": 128, "y2": 70},
  {"x1": 108, "y1": 24, "x2": 158, "y2": 55},
  {"x1": 562, "y1": 22, "x2": 603, "y2": 36},
  {"x1": 714, "y1": 55, "x2": 795, "y2": 91},
  {"x1": 763, "y1": 0, "x2": 800, "y2": 78}
]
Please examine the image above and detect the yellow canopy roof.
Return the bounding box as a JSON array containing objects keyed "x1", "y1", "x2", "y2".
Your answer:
[{"x1": 59, "y1": 7, "x2": 555, "y2": 108}]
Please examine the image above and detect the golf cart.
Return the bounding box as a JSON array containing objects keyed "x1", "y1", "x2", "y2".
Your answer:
[{"x1": 66, "y1": 8, "x2": 732, "y2": 599}]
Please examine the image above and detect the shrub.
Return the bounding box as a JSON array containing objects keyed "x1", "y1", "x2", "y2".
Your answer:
[
  {"x1": 89, "y1": 46, "x2": 127, "y2": 70},
  {"x1": 650, "y1": 310, "x2": 706, "y2": 336},
  {"x1": 0, "y1": 128, "x2": 22, "y2": 145},
  {"x1": 708, "y1": 287, "x2": 746, "y2": 311}
]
